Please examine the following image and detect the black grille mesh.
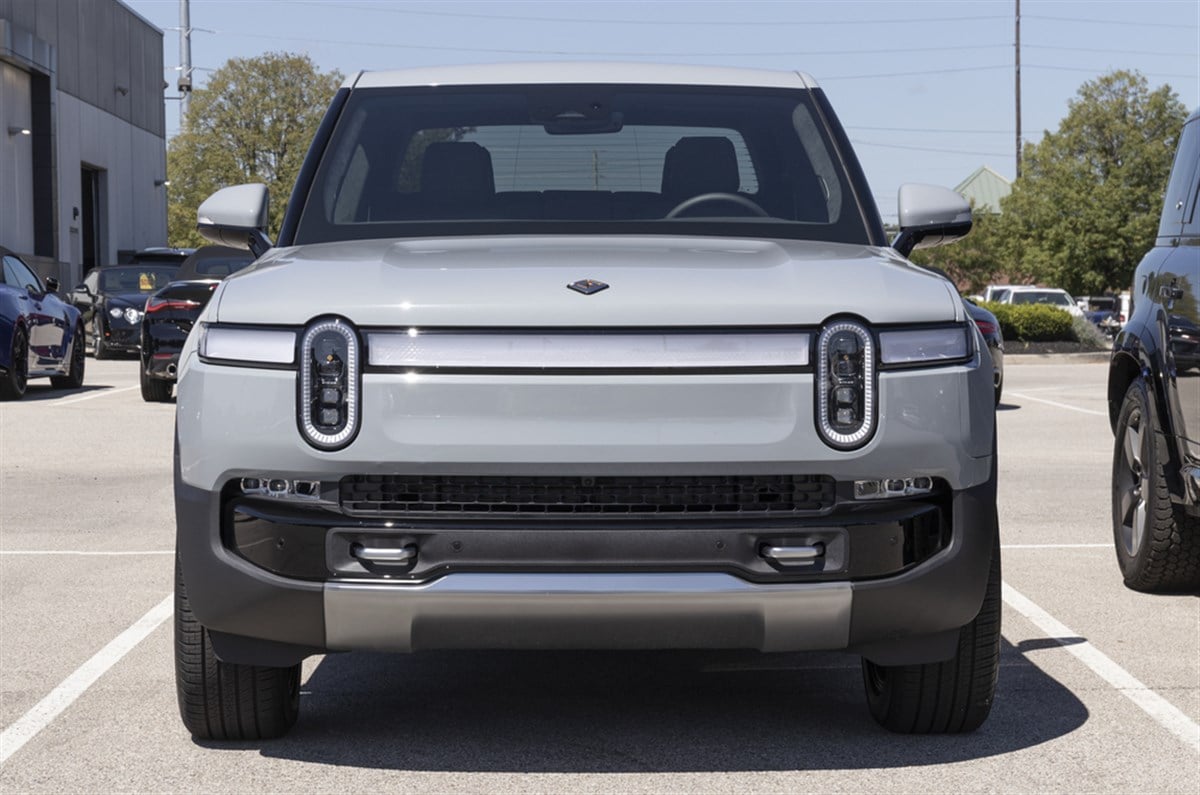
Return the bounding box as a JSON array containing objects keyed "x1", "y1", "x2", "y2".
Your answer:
[{"x1": 339, "y1": 474, "x2": 835, "y2": 516}]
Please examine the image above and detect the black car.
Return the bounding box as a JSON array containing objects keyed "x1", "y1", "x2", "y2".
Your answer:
[
  {"x1": 965, "y1": 298, "x2": 1004, "y2": 405},
  {"x1": 1108, "y1": 107, "x2": 1200, "y2": 593},
  {"x1": 139, "y1": 246, "x2": 255, "y2": 401},
  {"x1": 1, "y1": 246, "x2": 85, "y2": 399},
  {"x1": 70, "y1": 263, "x2": 182, "y2": 358},
  {"x1": 130, "y1": 246, "x2": 195, "y2": 267}
]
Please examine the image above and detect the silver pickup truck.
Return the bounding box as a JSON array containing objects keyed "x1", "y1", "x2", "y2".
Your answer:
[{"x1": 173, "y1": 62, "x2": 999, "y2": 739}]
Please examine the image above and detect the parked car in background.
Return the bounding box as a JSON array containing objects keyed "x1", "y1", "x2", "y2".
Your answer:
[
  {"x1": 140, "y1": 246, "x2": 255, "y2": 402},
  {"x1": 998, "y1": 286, "x2": 1084, "y2": 317},
  {"x1": 1108, "y1": 107, "x2": 1200, "y2": 593},
  {"x1": 130, "y1": 246, "x2": 195, "y2": 267},
  {"x1": 70, "y1": 263, "x2": 182, "y2": 358},
  {"x1": 0, "y1": 246, "x2": 85, "y2": 400},
  {"x1": 173, "y1": 63, "x2": 1000, "y2": 740},
  {"x1": 965, "y1": 299, "x2": 1004, "y2": 405},
  {"x1": 980, "y1": 284, "x2": 1014, "y2": 303}
]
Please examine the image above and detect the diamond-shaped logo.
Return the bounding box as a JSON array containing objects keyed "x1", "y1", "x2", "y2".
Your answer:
[{"x1": 568, "y1": 279, "x2": 609, "y2": 295}]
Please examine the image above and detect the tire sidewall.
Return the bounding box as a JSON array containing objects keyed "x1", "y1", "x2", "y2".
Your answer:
[
  {"x1": 4, "y1": 326, "x2": 29, "y2": 398},
  {"x1": 1111, "y1": 378, "x2": 1159, "y2": 579}
]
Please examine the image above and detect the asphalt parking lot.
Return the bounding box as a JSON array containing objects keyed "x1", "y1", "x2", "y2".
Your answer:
[{"x1": 1, "y1": 356, "x2": 1197, "y2": 793}]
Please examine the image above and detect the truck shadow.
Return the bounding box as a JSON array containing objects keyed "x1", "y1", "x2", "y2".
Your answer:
[{"x1": 239, "y1": 636, "x2": 1088, "y2": 771}]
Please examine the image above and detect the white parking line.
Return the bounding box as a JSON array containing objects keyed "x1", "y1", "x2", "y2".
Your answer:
[
  {"x1": 0, "y1": 594, "x2": 173, "y2": 767},
  {"x1": 48, "y1": 386, "x2": 140, "y2": 407},
  {"x1": 1002, "y1": 582, "x2": 1200, "y2": 753},
  {"x1": 0, "y1": 551, "x2": 172, "y2": 556},
  {"x1": 1006, "y1": 391, "x2": 1108, "y2": 417}
]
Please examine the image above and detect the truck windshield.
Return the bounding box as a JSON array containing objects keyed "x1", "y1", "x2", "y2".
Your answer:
[{"x1": 295, "y1": 84, "x2": 876, "y2": 246}]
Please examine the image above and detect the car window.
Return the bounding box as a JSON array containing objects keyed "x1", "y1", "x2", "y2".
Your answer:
[
  {"x1": 300, "y1": 84, "x2": 870, "y2": 246},
  {"x1": 1159, "y1": 118, "x2": 1199, "y2": 237},
  {"x1": 98, "y1": 266, "x2": 180, "y2": 293},
  {"x1": 1012, "y1": 291, "x2": 1071, "y2": 307},
  {"x1": 2, "y1": 255, "x2": 44, "y2": 293}
]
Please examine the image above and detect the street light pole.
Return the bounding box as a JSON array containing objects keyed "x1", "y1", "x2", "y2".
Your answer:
[
  {"x1": 179, "y1": 0, "x2": 192, "y2": 129},
  {"x1": 1015, "y1": 0, "x2": 1022, "y2": 180}
]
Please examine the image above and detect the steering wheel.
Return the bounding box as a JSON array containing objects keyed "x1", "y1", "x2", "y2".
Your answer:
[{"x1": 666, "y1": 192, "x2": 769, "y2": 219}]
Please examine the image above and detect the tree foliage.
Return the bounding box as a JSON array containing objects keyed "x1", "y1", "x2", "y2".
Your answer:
[
  {"x1": 910, "y1": 206, "x2": 1034, "y2": 293},
  {"x1": 999, "y1": 70, "x2": 1187, "y2": 295},
  {"x1": 166, "y1": 53, "x2": 343, "y2": 247}
]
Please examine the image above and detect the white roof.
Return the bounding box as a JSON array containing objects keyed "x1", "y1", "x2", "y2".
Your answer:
[{"x1": 348, "y1": 62, "x2": 818, "y2": 90}]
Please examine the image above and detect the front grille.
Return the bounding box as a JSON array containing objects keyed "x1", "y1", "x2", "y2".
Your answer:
[{"x1": 339, "y1": 474, "x2": 835, "y2": 517}]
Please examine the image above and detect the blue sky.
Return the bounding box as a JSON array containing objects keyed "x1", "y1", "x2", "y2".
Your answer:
[{"x1": 124, "y1": 0, "x2": 1200, "y2": 222}]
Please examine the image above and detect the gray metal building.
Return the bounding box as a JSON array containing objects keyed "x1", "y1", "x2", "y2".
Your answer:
[{"x1": 0, "y1": 0, "x2": 167, "y2": 286}]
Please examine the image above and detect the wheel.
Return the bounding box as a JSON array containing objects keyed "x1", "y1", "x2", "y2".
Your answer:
[
  {"x1": 140, "y1": 365, "x2": 173, "y2": 402},
  {"x1": 50, "y1": 325, "x2": 86, "y2": 390},
  {"x1": 174, "y1": 556, "x2": 300, "y2": 740},
  {"x1": 93, "y1": 316, "x2": 111, "y2": 360},
  {"x1": 1111, "y1": 379, "x2": 1200, "y2": 592},
  {"x1": 861, "y1": 533, "x2": 1001, "y2": 733},
  {"x1": 1, "y1": 326, "x2": 29, "y2": 400},
  {"x1": 666, "y1": 192, "x2": 769, "y2": 219},
  {"x1": 994, "y1": 374, "x2": 1003, "y2": 407}
]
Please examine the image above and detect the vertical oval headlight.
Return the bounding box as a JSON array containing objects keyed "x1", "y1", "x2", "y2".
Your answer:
[
  {"x1": 298, "y1": 317, "x2": 360, "y2": 450},
  {"x1": 816, "y1": 320, "x2": 876, "y2": 450}
]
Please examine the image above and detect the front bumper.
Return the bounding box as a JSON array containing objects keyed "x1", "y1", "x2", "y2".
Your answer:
[{"x1": 176, "y1": 465, "x2": 996, "y2": 665}]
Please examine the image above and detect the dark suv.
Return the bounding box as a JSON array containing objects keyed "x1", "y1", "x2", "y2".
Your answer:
[{"x1": 1108, "y1": 108, "x2": 1200, "y2": 593}]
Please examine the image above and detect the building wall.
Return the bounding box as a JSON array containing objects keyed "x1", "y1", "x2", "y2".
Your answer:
[
  {"x1": 0, "y1": 59, "x2": 34, "y2": 253},
  {"x1": 0, "y1": 0, "x2": 166, "y2": 285},
  {"x1": 56, "y1": 91, "x2": 167, "y2": 270}
]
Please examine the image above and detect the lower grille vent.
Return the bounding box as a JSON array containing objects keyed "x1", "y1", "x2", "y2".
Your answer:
[{"x1": 339, "y1": 474, "x2": 835, "y2": 517}]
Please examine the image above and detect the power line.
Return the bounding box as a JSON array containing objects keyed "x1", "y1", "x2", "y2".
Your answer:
[
  {"x1": 1025, "y1": 13, "x2": 1198, "y2": 29},
  {"x1": 851, "y1": 139, "x2": 1011, "y2": 157},
  {"x1": 847, "y1": 125, "x2": 1014, "y2": 135},
  {"x1": 288, "y1": 2, "x2": 1010, "y2": 27}
]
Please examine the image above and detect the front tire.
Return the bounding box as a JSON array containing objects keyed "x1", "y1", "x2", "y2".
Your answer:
[
  {"x1": 1, "y1": 326, "x2": 29, "y2": 400},
  {"x1": 50, "y1": 325, "x2": 86, "y2": 390},
  {"x1": 861, "y1": 533, "x2": 1001, "y2": 733},
  {"x1": 140, "y1": 366, "x2": 172, "y2": 402},
  {"x1": 1111, "y1": 379, "x2": 1200, "y2": 592},
  {"x1": 174, "y1": 557, "x2": 300, "y2": 740}
]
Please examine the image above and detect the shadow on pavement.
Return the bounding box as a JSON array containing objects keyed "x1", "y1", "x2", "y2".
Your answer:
[{"x1": 235, "y1": 636, "x2": 1088, "y2": 772}]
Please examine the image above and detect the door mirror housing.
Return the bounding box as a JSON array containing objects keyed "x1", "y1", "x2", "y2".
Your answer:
[
  {"x1": 197, "y1": 183, "x2": 273, "y2": 258},
  {"x1": 892, "y1": 184, "x2": 973, "y2": 257},
  {"x1": 44, "y1": 276, "x2": 60, "y2": 293}
]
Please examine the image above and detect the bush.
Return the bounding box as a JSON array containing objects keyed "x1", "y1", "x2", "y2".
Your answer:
[{"x1": 978, "y1": 301, "x2": 1074, "y2": 342}]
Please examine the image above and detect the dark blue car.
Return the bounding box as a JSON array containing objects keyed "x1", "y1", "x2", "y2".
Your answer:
[{"x1": 1, "y1": 246, "x2": 85, "y2": 400}]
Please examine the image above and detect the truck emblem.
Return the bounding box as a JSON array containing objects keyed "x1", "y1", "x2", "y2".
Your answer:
[{"x1": 568, "y1": 279, "x2": 609, "y2": 295}]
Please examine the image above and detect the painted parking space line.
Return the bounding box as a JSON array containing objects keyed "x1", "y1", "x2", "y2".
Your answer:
[
  {"x1": 49, "y1": 386, "x2": 141, "y2": 406},
  {"x1": 0, "y1": 550, "x2": 172, "y2": 556},
  {"x1": 0, "y1": 594, "x2": 173, "y2": 767},
  {"x1": 1002, "y1": 582, "x2": 1200, "y2": 753},
  {"x1": 1006, "y1": 391, "x2": 1108, "y2": 417}
]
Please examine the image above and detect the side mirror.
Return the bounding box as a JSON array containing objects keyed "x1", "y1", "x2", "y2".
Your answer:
[
  {"x1": 892, "y1": 184, "x2": 972, "y2": 258},
  {"x1": 197, "y1": 183, "x2": 273, "y2": 258},
  {"x1": 45, "y1": 276, "x2": 60, "y2": 293}
]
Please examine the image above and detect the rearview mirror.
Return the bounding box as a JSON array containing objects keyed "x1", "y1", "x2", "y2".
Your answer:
[
  {"x1": 892, "y1": 184, "x2": 972, "y2": 257},
  {"x1": 197, "y1": 183, "x2": 272, "y2": 257}
]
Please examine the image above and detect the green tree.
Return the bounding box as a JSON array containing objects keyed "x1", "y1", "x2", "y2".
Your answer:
[
  {"x1": 166, "y1": 53, "x2": 343, "y2": 246},
  {"x1": 1000, "y1": 70, "x2": 1187, "y2": 296}
]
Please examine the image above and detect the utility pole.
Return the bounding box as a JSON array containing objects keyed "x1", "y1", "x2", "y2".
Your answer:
[
  {"x1": 1015, "y1": 0, "x2": 1022, "y2": 180},
  {"x1": 178, "y1": 0, "x2": 193, "y2": 128}
]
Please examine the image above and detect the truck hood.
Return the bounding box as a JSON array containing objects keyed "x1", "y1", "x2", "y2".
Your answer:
[{"x1": 214, "y1": 236, "x2": 962, "y2": 327}]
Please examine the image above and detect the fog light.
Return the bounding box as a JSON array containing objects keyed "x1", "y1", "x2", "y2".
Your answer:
[
  {"x1": 240, "y1": 477, "x2": 327, "y2": 501},
  {"x1": 854, "y1": 477, "x2": 936, "y2": 500}
]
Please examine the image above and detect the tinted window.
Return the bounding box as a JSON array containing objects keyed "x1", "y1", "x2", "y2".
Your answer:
[
  {"x1": 1159, "y1": 118, "x2": 1199, "y2": 238},
  {"x1": 298, "y1": 84, "x2": 870, "y2": 246},
  {"x1": 2, "y1": 255, "x2": 43, "y2": 292},
  {"x1": 1011, "y1": 291, "x2": 1072, "y2": 308},
  {"x1": 98, "y1": 266, "x2": 180, "y2": 293}
]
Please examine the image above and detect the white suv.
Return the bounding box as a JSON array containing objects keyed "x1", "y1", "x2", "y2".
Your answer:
[{"x1": 174, "y1": 63, "x2": 1000, "y2": 739}]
